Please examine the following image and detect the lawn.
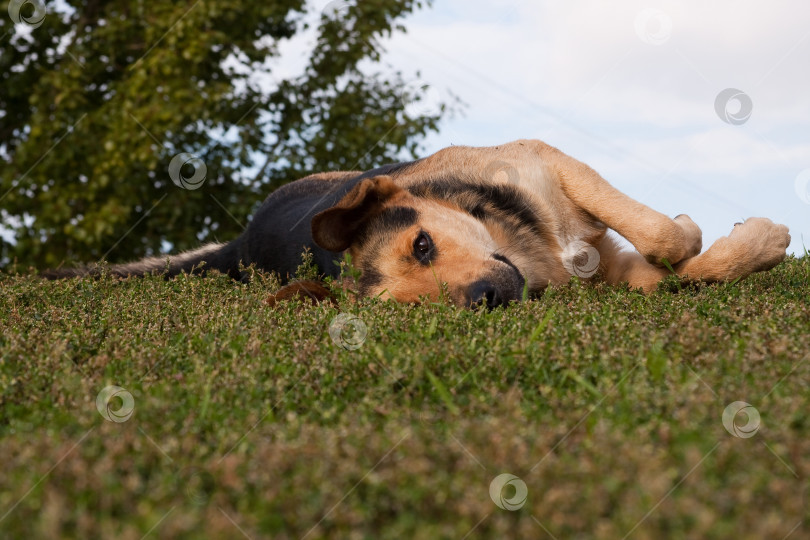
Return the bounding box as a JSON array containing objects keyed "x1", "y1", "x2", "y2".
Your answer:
[{"x1": 1, "y1": 257, "x2": 808, "y2": 539}]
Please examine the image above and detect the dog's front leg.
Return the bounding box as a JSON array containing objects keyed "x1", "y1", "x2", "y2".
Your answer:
[{"x1": 538, "y1": 143, "x2": 703, "y2": 266}]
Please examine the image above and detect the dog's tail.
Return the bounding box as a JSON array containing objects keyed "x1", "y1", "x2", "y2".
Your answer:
[{"x1": 41, "y1": 241, "x2": 244, "y2": 280}]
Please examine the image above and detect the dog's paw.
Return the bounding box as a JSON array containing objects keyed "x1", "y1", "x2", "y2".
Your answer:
[
  {"x1": 674, "y1": 214, "x2": 702, "y2": 260},
  {"x1": 640, "y1": 214, "x2": 704, "y2": 266},
  {"x1": 727, "y1": 217, "x2": 791, "y2": 272}
]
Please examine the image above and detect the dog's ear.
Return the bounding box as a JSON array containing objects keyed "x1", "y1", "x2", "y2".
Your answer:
[
  {"x1": 311, "y1": 176, "x2": 403, "y2": 252},
  {"x1": 266, "y1": 279, "x2": 337, "y2": 307}
]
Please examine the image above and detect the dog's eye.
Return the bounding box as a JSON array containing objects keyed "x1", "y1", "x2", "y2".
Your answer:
[{"x1": 413, "y1": 231, "x2": 435, "y2": 265}]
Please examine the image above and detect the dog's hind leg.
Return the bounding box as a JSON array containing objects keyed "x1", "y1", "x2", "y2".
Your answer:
[
  {"x1": 539, "y1": 143, "x2": 703, "y2": 266},
  {"x1": 601, "y1": 218, "x2": 790, "y2": 291}
]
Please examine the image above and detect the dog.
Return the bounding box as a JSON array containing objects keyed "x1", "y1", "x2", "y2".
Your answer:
[{"x1": 46, "y1": 140, "x2": 791, "y2": 308}]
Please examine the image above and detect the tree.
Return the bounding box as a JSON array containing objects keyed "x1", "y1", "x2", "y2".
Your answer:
[{"x1": 0, "y1": 0, "x2": 451, "y2": 268}]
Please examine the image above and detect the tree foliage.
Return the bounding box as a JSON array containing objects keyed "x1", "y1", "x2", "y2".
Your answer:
[{"x1": 0, "y1": 0, "x2": 450, "y2": 267}]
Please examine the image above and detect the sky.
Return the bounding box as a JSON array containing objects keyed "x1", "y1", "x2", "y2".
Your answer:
[
  {"x1": 4, "y1": 0, "x2": 808, "y2": 260},
  {"x1": 313, "y1": 0, "x2": 810, "y2": 255}
]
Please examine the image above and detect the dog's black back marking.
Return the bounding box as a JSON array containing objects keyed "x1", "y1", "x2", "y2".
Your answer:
[{"x1": 407, "y1": 178, "x2": 546, "y2": 239}]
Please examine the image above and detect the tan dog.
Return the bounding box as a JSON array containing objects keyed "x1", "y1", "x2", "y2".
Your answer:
[{"x1": 48, "y1": 140, "x2": 791, "y2": 308}]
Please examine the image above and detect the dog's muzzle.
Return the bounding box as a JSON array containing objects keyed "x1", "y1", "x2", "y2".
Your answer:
[{"x1": 466, "y1": 255, "x2": 525, "y2": 309}]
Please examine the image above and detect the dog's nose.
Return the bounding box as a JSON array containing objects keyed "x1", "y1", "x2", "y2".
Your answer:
[{"x1": 467, "y1": 280, "x2": 504, "y2": 309}]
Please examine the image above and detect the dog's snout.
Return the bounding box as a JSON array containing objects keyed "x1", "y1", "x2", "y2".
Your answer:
[
  {"x1": 467, "y1": 280, "x2": 504, "y2": 309},
  {"x1": 464, "y1": 254, "x2": 525, "y2": 309}
]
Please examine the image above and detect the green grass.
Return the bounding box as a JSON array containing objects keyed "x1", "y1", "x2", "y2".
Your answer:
[{"x1": 1, "y1": 258, "x2": 809, "y2": 539}]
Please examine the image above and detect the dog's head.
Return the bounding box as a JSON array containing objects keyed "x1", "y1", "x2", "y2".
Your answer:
[{"x1": 310, "y1": 175, "x2": 525, "y2": 308}]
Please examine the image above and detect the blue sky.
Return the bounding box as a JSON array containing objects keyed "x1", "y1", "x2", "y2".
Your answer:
[{"x1": 366, "y1": 0, "x2": 810, "y2": 255}]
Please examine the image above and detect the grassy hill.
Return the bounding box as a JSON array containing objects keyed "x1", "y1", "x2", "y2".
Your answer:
[{"x1": 1, "y1": 257, "x2": 808, "y2": 539}]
